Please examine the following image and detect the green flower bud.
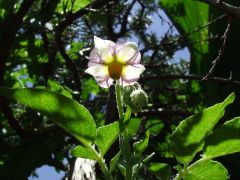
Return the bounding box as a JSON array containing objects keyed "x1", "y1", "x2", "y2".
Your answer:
[
  {"x1": 122, "y1": 83, "x2": 148, "y2": 113},
  {"x1": 130, "y1": 89, "x2": 148, "y2": 111}
]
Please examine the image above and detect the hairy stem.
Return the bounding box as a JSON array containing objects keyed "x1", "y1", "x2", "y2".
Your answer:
[{"x1": 115, "y1": 81, "x2": 133, "y2": 180}]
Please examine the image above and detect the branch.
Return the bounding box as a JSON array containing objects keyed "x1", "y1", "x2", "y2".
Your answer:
[
  {"x1": 41, "y1": 28, "x2": 57, "y2": 81},
  {"x1": 0, "y1": 0, "x2": 36, "y2": 84},
  {"x1": 0, "y1": 0, "x2": 38, "y2": 137},
  {"x1": 141, "y1": 74, "x2": 240, "y2": 86},
  {"x1": 117, "y1": 0, "x2": 137, "y2": 37},
  {"x1": 55, "y1": 0, "x2": 111, "y2": 95},
  {"x1": 203, "y1": 16, "x2": 232, "y2": 79},
  {"x1": 197, "y1": 0, "x2": 240, "y2": 19}
]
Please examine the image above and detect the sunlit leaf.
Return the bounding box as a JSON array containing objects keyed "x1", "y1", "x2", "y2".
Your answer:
[
  {"x1": 95, "y1": 122, "x2": 120, "y2": 157},
  {"x1": 147, "y1": 163, "x2": 171, "y2": 180},
  {"x1": 71, "y1": 145, "x2": 98, "y2": 160},
  {"x1": 204, "y1": 117, "x2": 240, "y2": 158},
  {"x1": 170, "y1": 93, "x2": 235, "y2": 164},
  {"x1": 56, "y1": 0, "x2": 90, "y2": 13},
  {"x1": 0, "y1": 87, "x2": 96, "y2": 142},
  {"x1": 185, "y1": 159, "x2": 228, "y2": 180}
]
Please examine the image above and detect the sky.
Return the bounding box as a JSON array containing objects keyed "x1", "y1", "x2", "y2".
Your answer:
[
  {"x1": 28, "y1": 1, "x2": 190, "y2": 180},
  {"x1": 29, "y1": 166, "x2": 65, "y2": 180}
]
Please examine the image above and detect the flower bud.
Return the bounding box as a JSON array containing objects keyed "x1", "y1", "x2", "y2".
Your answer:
[
  {"x1": 122, "y1": 83, "x2": 148, "y2": 113},
  {"x1": 130, "y1": 89, "x2": 148, "y2": 111}
]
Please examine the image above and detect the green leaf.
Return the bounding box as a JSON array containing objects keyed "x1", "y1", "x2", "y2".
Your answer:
[
  {"x1": 160, "y1": 0, "x2": 209, "y2": 75},
  {"x1": 133, "y1": 131, "x2": 150, "y2": 158},
  {"x1": 170, "y1": 93, "x2": 235, "y2": 164},
  {"x1": 142, "y1": 152, "x2": 155, "y2": 163},
  {"x1": 81, "y1": 78, "x2": 100, "y2": 100},
  {"x1": 147, "y1": 163, "x2": 171, "y2": 180},
  {"x1": 110, "y1": 151, "x2": 121, "y2": 173},
  {"x1": 0, "y1": 87, "x2": 96, "y2": 142},
  {"x1": 56, "y1": 0, "x2": 90, "y2": 13},
  {"x1": 145, "y1": 119, "x2": 164, "y2": 135},
  {"x1": 95, "y1": 122, "x2": 120, "y2": 157},
  {"x1": 71, "y1": 145, "x2": 98, "y2": 160},
  {"x1": 117, "y1": 163, "x2": 126, "y2": 177},
  {"x1": 185, "y1": 159, "x2": 228, "y2": 180},
  {"x1": 123, "y1": 105, "x2": 131, "y2": 123},
  {"x1": 47, "y1": 79, "x2": 72, "y2": 98},
  {"x1": 204, "y1": 117, "x2": 240, "y2": 158},
  {"x1": 126, "y1": 118, "x2": 141, "y2": 137}
]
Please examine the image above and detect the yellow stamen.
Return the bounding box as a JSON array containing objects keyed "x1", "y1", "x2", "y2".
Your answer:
[{"x1": 108, "y1": 61, "x2": 123, "y2": 79}]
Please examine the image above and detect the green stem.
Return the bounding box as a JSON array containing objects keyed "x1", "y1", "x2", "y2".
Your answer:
[
  {"x1": 174, "y1": 164, "x2": 188, "y2": 180},
  {"x1": 78, "y1": 137, "x2": 112, "y2": 180},
  {"x1": 115, "y1": 81, "x2": 133, "y2": 180}
]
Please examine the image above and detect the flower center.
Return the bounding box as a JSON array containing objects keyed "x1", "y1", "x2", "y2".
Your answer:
[{"x1": 108, "y1": 61, "x2": 123, "y2": 79}]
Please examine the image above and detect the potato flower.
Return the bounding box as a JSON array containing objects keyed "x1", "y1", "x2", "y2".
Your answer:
[{"x1": 85, "y1": 36, "x2": 145, "y2": 88}]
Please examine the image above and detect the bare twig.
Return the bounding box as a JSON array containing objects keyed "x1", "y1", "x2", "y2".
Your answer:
[
  {"x1": 183, "y1": 14, "x2": 227, "y2": 38},
  {"x1": 203, "y1": 17, "x2": 232, "y2": 80},
  {"x1": 141, "y1": 74, "x2": 240, "y2": 86}
]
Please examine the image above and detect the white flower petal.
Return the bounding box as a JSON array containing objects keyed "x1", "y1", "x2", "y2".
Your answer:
[
  {"x1": 93, "y1": 36, "x2": 116, "y2": 64},
  {"x1": 116, "y1": 42, "x2": 140, "y2": 64},
  {"x1": 85, "y1": 64, "x2": 110, "y2": 88},
  {"x1": 97, "y1": 78, "x2": 114, "y2": 88},
  {"x1": 121, "y1": 64, "x2": 145, "y2": 83}
]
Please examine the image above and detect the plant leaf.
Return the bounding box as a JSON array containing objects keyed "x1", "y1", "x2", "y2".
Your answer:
[
  {"x1": 126, "y1": 118, "x2": 141, "y2": 137},
  {"x1": 185, "y1": 159, "x2": 228, "y2": 180},
  {"x1": 0, "y1": 87, "x2": 96, "y2": 142},
  {"x1": 170, "y1": 93, "x2": 235, "y2": 164},
  {"x1": 71, "y1": 145, "x2": 98, "y2": 160},
  {"x1": 160, "y1": 0, "x2": 209, "y2": 74},
  {"x1": 123, "y1": 105, "x2": 131, "y2": 123},
  {"x1": 133, "y1": 131, "x2": 150, "y2": 159},
  {"x1": 110, "y1": 151, "x2": 121, "y2": 173},
  {"x1": 204, "y1": 117, "x2": 240, "y2": 158},
  {"x1": 95, "y1": 121, "x2": 120, "y2": 157},
  {"x1": 147, "y1": 163, "x2": 171, "y2": 180},
  {"x1": 56, "y1": 0, "x2": 90, "y2": 13}
]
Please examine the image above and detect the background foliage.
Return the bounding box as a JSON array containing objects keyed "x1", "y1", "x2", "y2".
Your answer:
[{"x1": 0, "y1": 0, "x2": 240, "y2": 179}]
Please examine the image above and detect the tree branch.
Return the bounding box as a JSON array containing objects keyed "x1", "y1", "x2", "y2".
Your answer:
[
  {"x1": 203, "y1": 16, "x2": 232, "y2": 79},
  {"x1": 55, "y1": 0, "x2": 112, "y2": 95},
  {"x1": 0, "y1": 0, "x2": 36, "y2": 84},
  {"x1": 197, "y1": 0, "x2": 240, "y2": 19},
  {"x1": 141, "y1": 74, "x2": 240, "y2": 86}
]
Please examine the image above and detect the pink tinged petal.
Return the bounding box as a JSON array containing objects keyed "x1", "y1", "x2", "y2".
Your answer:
[
  {"x1": 93, "y1": 36, "x2": 116, "y2": 64},
  {"x1": 127, "y1": 51, "x2": 141, "y2": 65},
  {"x1": 89, "y1": 48, "x2": 102, "y2": 64},
  {"x1": 84, "y1": 64, "x2": 110, "y2": 88},
  {"x1": 121, "y1": 64, "x2": 145, "y2": 83},
  {"x1": 97, "y1": 78, "x2": 114, "y2": 88},
  {"x1": 116, "y1": 42, "x2": 140, "y2": 64}
]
